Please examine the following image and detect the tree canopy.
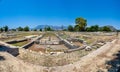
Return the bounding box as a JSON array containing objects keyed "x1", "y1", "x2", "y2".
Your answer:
[
  {"x1": 86, "y1": 25, "x2": 112, "y2": 32},
  {"x1": 101, "y1": 26, "x2": 111, "y2": 32},
  {"x1": 86, "y1": 25, "x2": 99, "y2": 32},
  {"x1": 3, "y1": 26, "x2": 9, "y2": 32},
  {"x1": 23, "y1": 26, "x2": 29, "y2": 31},
  {"x1": 0, "y1": 28, "x2": 3, "y2": 32},
  {"x1": 17, "y1": 26, "x2": 23, "y2": 31},
  {"x1": 68, "y1": 25, "x2": 74, "y2": 31},
  {"x1": 74, "y1": 17, "x2": 87, "y2": 31}
]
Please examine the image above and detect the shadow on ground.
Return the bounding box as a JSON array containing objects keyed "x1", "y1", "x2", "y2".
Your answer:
[
  {"x1": 0, "y1": 56, "x2": 5, "y2": 61},
  {"x1": 105, "y1": 51, "x2": 120, "y2": 72},
  {"x1": 0, "y1": 45, "x2": 19, "y2": 56}
]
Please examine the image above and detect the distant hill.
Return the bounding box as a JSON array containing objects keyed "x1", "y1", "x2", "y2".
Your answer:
[
  {"x1": 35, "y1": 25, "x2": 50, "y2": 29},
  {"x1": 34, "y1": 25, "x2": 117, "y2": 31},
  {"x1": 100, "y1": 25, "x2": 117, "y2": 32},
  {"x1": 34, "y1": 25, "x2": 68, "y2": 30},
  {"x1": 106, "y1": 25, "x2": 117, "y2": 31}
]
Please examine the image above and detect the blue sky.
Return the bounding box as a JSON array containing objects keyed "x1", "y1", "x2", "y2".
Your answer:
[{"x1": 0, "y1": 0, "x2": 120, "y2": 29}]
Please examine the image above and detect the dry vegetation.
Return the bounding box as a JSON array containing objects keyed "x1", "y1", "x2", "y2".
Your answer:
[
  {"x1": 18, "y1": 49, "x2": 93, "y2": 67},
  {"x1": 0, "y1": 31, "x2": 42, "y2": 42}
]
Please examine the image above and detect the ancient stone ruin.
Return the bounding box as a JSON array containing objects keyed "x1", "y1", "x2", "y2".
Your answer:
[{"x1": 0, "y1": 32, "x2": 119, "y2": 72}]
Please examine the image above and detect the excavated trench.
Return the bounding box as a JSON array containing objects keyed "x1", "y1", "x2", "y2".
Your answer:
[
  {"x1": 27, "y1": 33, "x2": 69, "y2": 52},
  {"x1": 16, "y1": 32, "x2": 91, "y2": 67},
  {"x1": 0, "y1": 32, "x2": 117, "y2": 67}
]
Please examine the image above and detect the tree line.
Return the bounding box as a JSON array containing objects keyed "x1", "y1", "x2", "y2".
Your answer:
[
  {"x1": 67, "y1": 24, "x2": 112, "y2": 32},
  {"x1": 0, "y1": 26, "x2": 53, "y2": 32},
  {"x1": 0, "y1": 26, "x2": 30, "y2": 32},
  {"x1": 67, "y1": 17, "x2": 116, "y2": 32},
  {"x1": 0, "y1": 17, "x2": 119, "y2": 32}
]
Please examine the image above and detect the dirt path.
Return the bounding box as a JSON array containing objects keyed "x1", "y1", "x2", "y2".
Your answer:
[
  {"x1": 51, "y1": 39, "x2": 120, "y2": 72},
  {"x1": 77, "y1": 39, "x2": 120, "y2": 72}
]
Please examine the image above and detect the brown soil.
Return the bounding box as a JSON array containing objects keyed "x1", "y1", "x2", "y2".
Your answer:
[{"x1": 28, "y1": 44, "x2": 45, "y2": 52}]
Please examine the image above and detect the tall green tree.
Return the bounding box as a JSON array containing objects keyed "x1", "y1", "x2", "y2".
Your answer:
[
  {"x1": 68, "y1": 25, "x2": 74, "y2": 31},
  {"x1": 3, "y1": 26, "x2": 9, "y2": 32},
  {"x1": 74, "y1": 17, "x2": 87, "y2": 31},
  {"x1": 24, "y1": 26, "x2": 29, "y2": 31},
  {"x1": 74, "y1": 25, "x2": 80, "y2": 31},
  {"x1": 17, "y1": 26, "x2": 23, "y2": 31},
  {"x1": 0, "y1": 28, "x2": 3, "y2": 32}
]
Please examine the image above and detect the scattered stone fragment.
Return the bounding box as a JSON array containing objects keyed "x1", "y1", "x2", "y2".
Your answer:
[{"x1": 85, "y1": 46, "x2": 92, "y2": 51}]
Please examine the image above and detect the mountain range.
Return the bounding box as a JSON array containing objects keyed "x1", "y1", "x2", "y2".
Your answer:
[
  {"x1": 34, "y1": 25, "x2": 68, "y2": 30},
  {"x1": 33, "y1": 25, "x2": 117, "y2": 31},
  {"x1": 106, "y1": 25, "x2": 117, "y2": 31}
]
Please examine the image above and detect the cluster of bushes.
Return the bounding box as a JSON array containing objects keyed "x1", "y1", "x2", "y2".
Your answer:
[
  {"x1": 0, "y1": 26, "x2": 9, "y2": 32},
  {"x1": 0, "y1": 26, "x2": 31, "y2": 32},
  {"x1": 17, "y1": 26, "x2": 30, "y2": 31},
  {"x1": 44, "y1": 26, "x2": 54, "y2": 31},
  {"x1": 86, "y1": 25, "x2": 112, "y2": 32},
  {"x1": 0, "y1": 25, "x2": 54, "y2": 32},
  {"x1": 67, "y1": 25, "x2": 112, "y2": 32},
  {"x1": 32, "y1": 26, "x2": 53, "y2": 31}
]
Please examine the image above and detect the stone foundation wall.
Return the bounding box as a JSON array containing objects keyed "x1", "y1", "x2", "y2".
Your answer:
[
  {"x1": 55, "y1": 33, "x2": 76, "y2": 49},
  {"x1": 62, "y1": 40, "x2": 76, "y2": 49},
  {"x1": 6, "y1": 38, "x2": 27, "y2": 44},
  {"x1": 0, "y1": 41, "x2": 19, "y2": 56},
  {"x1": 67, "y1": 38, "x2": 84, "y2": 43},
  {"x1": 21, "y1": 34, "x2": 45, "y2": 49}
]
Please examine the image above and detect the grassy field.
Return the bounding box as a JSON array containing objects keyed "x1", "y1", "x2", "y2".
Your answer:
[{"x1": 11, "y1": 41, "x2": 29, "y2": 47}]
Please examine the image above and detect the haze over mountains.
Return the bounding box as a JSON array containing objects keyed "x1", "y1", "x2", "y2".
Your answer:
[
  {"x1": 34, "y1": 25, "x2": 68, "y2": 30},
  {"x1": 34, "y1": 25, "x2": 117, "y2": 31},
  {"x1": 105, "y1": 25, "x2": 117, "y2": 31}
]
